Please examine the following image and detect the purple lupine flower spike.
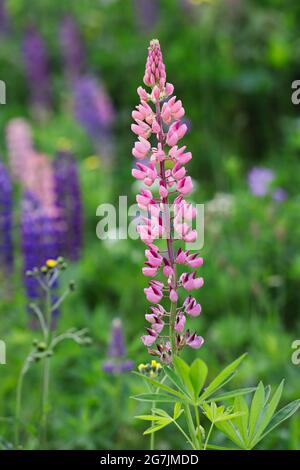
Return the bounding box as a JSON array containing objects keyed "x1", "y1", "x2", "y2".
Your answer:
[
  {"x1": 73, "y1": 74, "x2": 115, "y2": 164},
  {"x1": 21, "y1": 192, "x2": 43, "y2": 301},
  {"x1": 22, "y1": 26, "x2": 51, "y2": 114},
  {"x1": 59, "y1": 15, "x2": 85, "y2": 83},
  {"x1": 21, "y1": 192, "x2": 60, "y2": 321},
  {"x1": 103, "y1": 319, "x2": 134, "y2": 374},
  {"x1": 53, "y1": 150, "x2": 82, "y2": 261},
  {"x1": 74, "y1": 75, "x2": 115, "y2": 137},
  {"x1": 134, "y1": 0, "x2": 159, "y2": 33},
  {"x1": 0, "y1": 161, "x2": 13, "y2": 274}
]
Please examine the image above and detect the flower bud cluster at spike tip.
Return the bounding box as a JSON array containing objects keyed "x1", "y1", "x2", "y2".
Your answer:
[
  {"x1": 143, "y1": 39, "x2": 166, "y2": 89},
  {"x1": 131, "y1": 39, "x2": 204, "y2": 364}
]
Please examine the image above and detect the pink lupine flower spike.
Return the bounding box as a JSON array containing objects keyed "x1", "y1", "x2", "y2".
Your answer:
[{"x1": 132, "y1": 39, "x2": 204, "y2": 363}]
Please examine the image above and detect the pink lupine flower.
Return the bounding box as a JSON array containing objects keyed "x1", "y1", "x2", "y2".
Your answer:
[
  {"x1": 144, "y1": 280, "x2": 164, "y2": 303},
  {"x1": 166, "y1": 121, "x2": 188, "y2": 146},
  {"x1": 180, "y1": 272, "x2": 204, "y2": 291},
  {"x1": 170, "y1": 288, "x2": 178, "y2": 303},
  {"x1": 131, "y1": 120, "x2": 151, "y2": 139},
  {"x1": 186, "y1": 331, "x2": 204, "y2": 349},
  {"x1": 172, "y1": 162, "x2": 186, "y2": 180},
  {"x1": 141, "y1": 328, "x2": 158, "y2": 346},
  {"x1": 162, "y1": 96, "x2": 185, "y2": 124},
  {"x1": 175, "y1": 311, "x2": 186, "y2": 333},
  {"x1": 132, "y1": 39, "x2": 204, "y2": 362},
  {"x1": 169, "y1": 145, "x2": 192, "y2": 164},
  {"x1": 145, "y1": 247, "x2": 163, "y2": 267},
  {"x1": 137, "y1": 86, "x2": 148, "y2": 101},
  {"x1": 176, "y1": 176, "x2": 193, "y2": 195},
  {"x1": 145, "y1": 314, "x2": 164, "y2": 334},
  {"x1": 132, "y1": 162, "x2": 157, "y2": 186},
  {"x1": 174, "y1": 198, "x2": 197, "y2": 220},
  {"x1": 176, "y1": 248, "x2": 187, "y2": 264},
  {"x1": 143, "y1": 39, "x2": 166, "y2": 88},
  {"x1": 142, "y1": 264, "x2": 158, "y2": 277},
  {"x1": 132, "y1": 137, "x2": 151, "y2": 159},
  {"x1": 136, "y1": 189, "x2": 154, "y2": 210},
  {"x1": 184, "y1": 296, "x2": 201, "y2": 317},
  {"x1": 150, "y1": 304, "x2": 165, "y2": 316},
  {"x1": 186, "y1": 253, "x2": 203, "y2": 268}
]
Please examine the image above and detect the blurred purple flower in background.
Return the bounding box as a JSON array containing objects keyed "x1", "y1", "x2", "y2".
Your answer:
[
  {"x1": 103, "y1": 319, "x2": 134, "y2": 374},
  {"x1": 248, "y1": 167, "x2": 287, "y2": 202},
  {"x1": 133, "y1": 0, "x2": 159, "y2": 33},
  {"x1": 22, "y1": 26, "x2": 51, "y2": 114},
  {"x1": 74, "y1": 74, "x2": 115, "y2": 138},
  {"x1": 59, "y1": 15, "x2": 85, "y2": 83},
  {"x1": 272, "y1": 187, "x2": 287, "y2": 202},
  {"x1": 73, "y1": 74, "x2": 115, "y2": 164},
  {"x1": 0, "y1": 161, "x2": 13, "y2": 275},
  {"x1": 21, "y1": 192, "x2": 60, "y2": 303},
  {"x1": 53, "y1": 150, "x2": 83, "y2": 261},
  {"x1": 248, "y1": 167, "x2": 274, "y2": 197}
]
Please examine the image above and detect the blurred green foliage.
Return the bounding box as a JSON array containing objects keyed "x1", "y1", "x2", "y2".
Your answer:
[{"x1": 0, "y1": 0, "x2": 300, "y2": 450}]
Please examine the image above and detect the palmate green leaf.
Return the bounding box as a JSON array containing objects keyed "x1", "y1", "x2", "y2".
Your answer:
[
  {"x1": 163, "y1": 366, "x2": 191, "y2": 398},
  {"x1": 248, "y1": 381, "x2": 265, "y2": 442},
  {"x1": 152, "y1": 408, "x2": 169, "y2": 417},
  {"x1": 199, "y1": 354, "x2": 247, "y2": 403},
  {"x1": 173, "y1": 356, "x2": 194, "y2": 398},
  {"x1": 189, "y1": 358, "x2": 208, "y2": 400},
  {"x1": 208, "y1": 387, "x2": 256, "y2": 402},
  {"x1": 233, "y1": 395, "x2": 249, "y2": 443},
  {"x1": 143, "y1": 419, "x2": 172, "y2": 435},
  {"x1": 250, "y1": 380, "x2": 284, "y2": 448},
  {"x1": 203, "y1": 402, "x2": 245, "y2": 424},
  {"x1": 215, "y1": 412, "x2": 245, "y2": 423},
  {"x1": 264, "y1": 385, "x2": 271, "y2": 404},
  {"x1": 215, "y1": 419, "x2": 246, "y2": 449},
  {"x1": 135, "y1": 415, "x2": 165, "y2": 422},
  {"x1": 133, "y1": 372, "x2": 187, "y2": 401},
  {"x1": 132, "y1": 393, "x2": 178, "y2": 403},
  {"x1": 258, "y1": 399, "x2": 300, "y2": 442}
]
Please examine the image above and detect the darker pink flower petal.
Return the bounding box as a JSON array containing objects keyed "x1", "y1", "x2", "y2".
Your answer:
[
  {"x1": 175, "y1": 312, "x2": 186, "y2": 333},
  {"x1": 141, "y1": 328, "x2": 157, "y2": 346},
  {"x1": 176, "y1": 176, "x2": 193, "y2": 195},
  {"x1": 186, "y1": 332, "x2": 204, "y2": 349}
]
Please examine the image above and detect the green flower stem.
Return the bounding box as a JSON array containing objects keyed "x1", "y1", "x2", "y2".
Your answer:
[
  {"x1": 194, "y1": 404, "x2": 202, "y2": 449},
  {"x1": 172, "y1": 419, "x2": 195, "y2": 450},
  {"x1": 41, "y1": 357, "x2": 50, "y2": 447},
  {"x1": 15, "y1": 355, "x2": 32, "y2": 448},
  {"x1": 204, "y1": 422, "x2": 214, "y2": 450},
  {"x1": 183, "y1": 403, "x2": 198, "y2": 450},
  {"x1": 155, "y1": 101, "x2": 178, "y2": 361},
  {"x1": 51, "y1": 289, "x2": 70, "y2": 313},
  {"x1": 15, "y1": 368, "x2": 25, "y2": 448},
  {"x1": 40, "y1": 274, "x2": 52, "y2": 448},
  {"x1": 150, "y1": 400, "x2": 155, "y2": 451}
]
